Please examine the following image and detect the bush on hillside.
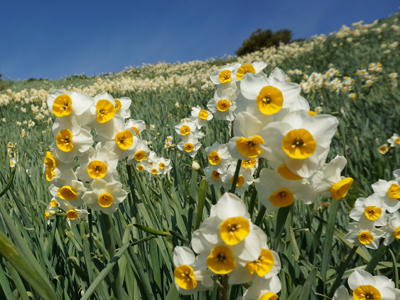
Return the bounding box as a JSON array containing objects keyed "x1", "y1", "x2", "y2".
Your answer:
[{"x1": 235, "y1": 28, "x2": 292, "y2": 56}]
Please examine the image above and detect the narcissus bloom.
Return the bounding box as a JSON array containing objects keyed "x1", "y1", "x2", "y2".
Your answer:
[
  {"x1": 231, "y1": 62, "x2": 267, "y2": 82},
  {"x1": 125, "y1": 119, "x2": 145, "y2": 137},
  {"x1": 228, "y1": 112, "x2": 268, "y2": 160},
  {"x1": 154, "y1": 157, "x2": 172, "y2": 175},
  {"x1": 126, "y1": 140, "x2": 151, "y2": 165},
  {"x1": 204, "y1": 166, "x2": 226, "y2": 189},
  {"x1": 372, "y1": 179, "x2": 400, "y2": 213},
  {"x1": 75, "y1": 143, "x2": 118, "y2": 183},
  {"x1": 381, "y1": 212, "x2": 400, "y2": 246},
  {"x1": 190, "y1": 106, "x2": 213, "y2": 129},
  {"x1": 191, "y1": 193, "x2": 266, "y2": 274},
  {"x1": 311, "y1": 156, "x2": 353, "y2": 200},
  {"x1": 387, "y1": 133, "x2": 400, "y2": 148},
  {"x1": 221, "y1": 162, "x2": 254, "y2": 196},
  {"x1": 104, "y1": 117, "x2": 138, "y2": 160},
  {"x1": 175, "y1": 121, "x2": 197, "y2": 138},
  {"x1": 344, "y1": 221, "x2": 384, "y2": 249},
  {"x1": 49, "y1": 169, "x2": 87, "y2": 207},
  {"x1": 205, "y1": 142, "x2": 233, "y2": 173},
  {"x1": 113, "y1": 97, "x2": 132, "y2": 119},
  {"x1": 237, "y1": 275, "x2": 282, "y2": 300},
  {"x1": 207, "y1": 88, "x2": 237, "y2": 121},
  {"x1": 349, "y1": 194, "x2": 387, "y2": 226},
  {"x1": 82, "y1": 178, "x2": 128, "y2": 215},
  {"x1": 240, "y1": 72, "x2": 300, "y2": 116},
  {"x1": 177, "y1": 136, "x2": 202, "y2": 158},
  {"x1": 348, "y1": 269, "x2": 399, "y2": 300},
  {"x1": 262, "y1": 110, "x2": 338, "y2": 178},
  {"x1": 378, "y1": 144, "x2": 390, "y2": 154},
  {"x1": 210, "y1": 63, "x2": 241, "y2": 85},
  {"x1": 173, "y1": 246, "x2": 213, "y2": 295},
  {"x1": 47, "y1": 90, "x2": 94, "y2": 125},
  {"x1": 255, "y1": 169, "x2": 309, "y2": 210}
]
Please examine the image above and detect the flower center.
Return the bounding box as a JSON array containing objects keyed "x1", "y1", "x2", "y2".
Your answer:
[
  {"x1": 388, "y1": 184, "x2": 400, "y2": 199},
  {"x1": 218, "y1": 70, "x2": 232, "y2": 83},
  {"x1": 159, "y1": 163, "x2": 166, "y2": 169},
  {"x1": 114, "y1": 99, "x2": 122, "y2": 110},
  {"x1": 246, "y1": 248, "x2": 275, "y2": 277},
  {"x1": 208, "y1": 151, "x2": 221, "y2": 165},
  {"x1": 219, "y1": 216, "x2": 250, "y2": 245},
  {"x1": 242, "y1": 158, "x2": 257, "y2": 169},
  {"x1": 206, "y1": 245, "x2": 236, "y2": 274},
  {"x1": 256, "y1": 86, "x2": 284, "y2": 115},
  {"x1": 184, "y1": 143, "x2": 194, "y2": 152},
  {"x1": 87, "y1": 160, "x2": 108, "y2": 179},
  {"x1": 269, "y1": 188, "x2": 294, "y2": 207},
  {"x1": 98, "y1": 193, "x2": 114, "y2": 208},
  {"x1": 53, "y1": 94, "x2": 73, "y2": 117},
  {"x1": 236, "y1": 64, "x2": 256, "y2": 81},
  {"x1": 173, "y1": 265, "x2": 197, "y2": 290},
  {"x1": 353, "y1": 285, "x2": 381, "y2": 300},
  {"x1": 96, "y1": 100, "x2": 116, "y2": 123},
  {"x1": 180, "y1": 125, "x2": 191, "y2": 136},
  {"x1": 212, "y1": 170, "x2": 221, "y2": 180},
  {"x1": 364, "y1": 206, "x2": 382, "y2": 220},
  {"x1": 277, "y1": 163, "x2": 302, "y2": 180},
  {"x1": 56, "y1": 129, "x2": 74, "y2": 152},
  {"x1": 130, "y1": 126, "x2": 139, "y2": 136},
  {"x1": 230, "y1": 175, "x2": 245, "y2": 187},
  {"x1": 217, "y1": 99, "x2": 231, "y2": 112},
  {"x1": 134, "y1": 150, "x2": 147, "y2": 161},
  {"x1": 57, "y1": 186, "x2": 78, "y2": 201},
  {"x1": 199, "y1": 109, "x2": 209, "y2": 120},
  {"x1": 236, "y1": 136, "x2": 265, "y2": 158},
  {"x1": 358, "y1": 232, "x2": 373, "y2": 245},
  {"x1": 115, "y1": 129, "x2": 134, "y2": 150},
  {"x1": 66, "y1": 210, "x2": 78, "y2": 220},
  {"x1": 282, "y1": 129, "x2": 316, "y2": 159},
  {"x1": 330, "y1": 177, "x2": 354, "y2": 200}
]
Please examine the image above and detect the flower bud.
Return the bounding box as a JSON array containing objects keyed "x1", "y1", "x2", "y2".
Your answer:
[{"x1": 192, "y1": 161, "x2": 200, "y2": 171}]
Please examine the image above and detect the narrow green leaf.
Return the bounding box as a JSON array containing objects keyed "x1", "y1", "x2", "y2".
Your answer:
[
  {"x1": 0, "y1": 261, "x2": 14, "y2": 300},
  {"x1": 134, "y1": 223, "x2": 172, "y2": 236},
  {"x1": 195, "y1": 178, "x2": 207, "y2": 230},
  {"x1": 289, "y1": 226, "x2": 301, "y2": 261},
  {"x1": 0, "y1": 167, "x2": 16, "y2": 197},
  {"x1": 165, "y1": 282, "x2": 179, "y2": 300},
  {"x1": 389, "y1": 249, "x2": 399, "y2": 289},
  {"x1": 299, "y1": 268, "x2": 317, "y2": 300},
  {"x1": 287, "y1": 285, "x2": 302, "y2": 300},
  {"x1": 81, "y1": 242, "x2": 130, "y2": 300},
  {"x1": 365, "y1": 244, "x2": 388, "y2": 274}
]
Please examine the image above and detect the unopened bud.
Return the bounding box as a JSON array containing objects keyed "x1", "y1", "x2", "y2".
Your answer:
[
  {"x1": 49, "y1": 210, "x2": 56, "y2": 216},
  {"x1": 192, "y1": 161, "x2": 200, "y2": 171}
]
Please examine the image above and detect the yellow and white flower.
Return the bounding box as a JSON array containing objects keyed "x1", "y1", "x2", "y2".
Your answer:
[
  {"x1": 255, "y1": 169, "x2": 309, "y2": 210},
  {"x1": 382, "y1": 212, "x2": 400, "y2": 246},
  {"x1": 239, "y1": 72, "x2": 300, "y2": 116},
  {"x1": 49, "y1": 169, "x2": 87, "y2": 207},
  {"x1": 59, "y1": 201, "x2": 90, "y2": 225},
  {"x1": 262, "y1": 110, "x2": 339, "y2": 178},
  {"x1": 310, "y1": 156, "x2": 353, "y2": 201},
  {"x1": 155, "y1": 157, "x2": 172, "y2": 175},
  {"x1": 75, "y1": 143, "x2": 118, "y2": 183},
  {"x1": 227, "y1": 112, "x2": 268, "y2": 160},
  {"x1": 190, "y1": 106, "x2": 213, "y2": 128},
  {"x1": 231, "y1": 62, "x2": 268, "y2": 82},
  {"x1": 348, "y1": 269, "x2": 398, "y2": 300},
  {"x1": 344, "y1": 221, "x2": 384, "y2": 249},
  {"x1": 349, "y1": 194, "x2": 387, "y2": 226},
  {"x1": 82, "y1": 178, "x2": 128, "y2": 215},
  {"x1": 177, "y1": 136, "x2": 202, "y2": 158},
  {"x1": 387, "y1": 133, "x2": 400, "y2": 148},
  {"x1": 175, "y1": 121, "x2": 197, "y2": 138},
  {"x1": 204, "y1": 166, "x2": 225, "y2": 189},
  {"x1": 173, "y1": 246, "x2": 213, "y2": 295},
  {"x1": 125, "y1": 119, "x2": 145, "y2": 137},
  {"x1": 221, "y1": 162, "x2": 254, "y2": 196},
  {"x1": 104, "y1": 117, "x2": 138, "y2": 160},
  {"x1": 47, "y1": 90, "x2": 94, "y2": 126},
  {"x1": 205, "y1": 142, "x2": 233, "y2": 173},
  {"x1": 191, "y1": 193, "x2": 266, "y2": 274},
  {"x1": 372, "y1": 179, "x2": 400, "y2": 213},
  {"x1": 88, "y1": 93, "x2": 118, "y2": 141},
  {"x1": 113, "y1": 97, "x2": 131, "y2": 119},
  {"x1": 237, "y1": 275, "x2": 281, "y2": 300},
  {"x1": 207, "y1": 88, "x2": 237, "y2": 121},
  {"x1": 210, "y1": 63, "x2": 241, "y2": 85},
  {"x1": 126, "y1": 139, "x2": 151, "y2": 165}
]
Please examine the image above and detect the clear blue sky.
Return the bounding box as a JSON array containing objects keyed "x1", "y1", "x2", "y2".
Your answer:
[{"x1": 1, "y1": 0, "x2": 398, "y2": 80}]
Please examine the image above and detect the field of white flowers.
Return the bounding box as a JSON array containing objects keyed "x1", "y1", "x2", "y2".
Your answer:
[{"x1": 0, "y1": 11, "x2": 400, "y2": 300}]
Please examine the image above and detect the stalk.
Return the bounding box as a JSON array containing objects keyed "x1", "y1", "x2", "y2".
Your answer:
[
  {"x1": 230, "y1": 160, "x2": 242, "y2": 194},
  {"x1": 101, "y1": 213, "x2": 124, "y2": 299}
]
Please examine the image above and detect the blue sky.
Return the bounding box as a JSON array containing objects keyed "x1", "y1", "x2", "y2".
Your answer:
[{"x1": 1, "y1": 0, "x2": 398, "y2": 80}]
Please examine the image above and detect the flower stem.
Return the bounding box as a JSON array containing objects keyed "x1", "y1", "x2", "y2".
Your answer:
[
  {"x1": 101, "y1": 213, "x2": 124, "y2": 299},
  {"x1": 230, "y1": 159, "x2": 242, "y2": 194}
]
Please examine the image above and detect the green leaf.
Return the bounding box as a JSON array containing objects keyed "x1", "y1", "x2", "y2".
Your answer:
[
  {"x1": 0, "y1": 230, "x2": 57, "y2": 300},
  {"x1": 0, "y1": 167, "x2": 16, "y2": 197},
  {"x1": 299, "y1": 268, "x2": 317, "y2": 300},
  {"x1": 134, "y1": 223, "x2": 172, "y2": 236},
  {"x1": 389, "y1": 249, "x2": 399, "y2": 289},
  {"x1": 195, "y1": 178, "x2": 207, "y2": 230},
  {"x1": 287, "y1": 285, "x2": 302, "y2": 300},
  {"x1": 365, "y1": 244, "x2": 388, "y2": 274}
]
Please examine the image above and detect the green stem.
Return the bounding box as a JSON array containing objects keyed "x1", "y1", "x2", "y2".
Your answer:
[
  {"x1": 88, "y1": 208, "x2": 94, "y2": 253},
  {"x1": 328, "y1": 246, "x2": 358, "y2": 297},
  {"x1": 230, "y1": 160, "x2": 242, "y2": 194},
  {"x1": 101, "y1": 213, "x2": 124, "y2": 299},
  {"x1": 255, "y1": 206, "x2": 267, "y2": 226},
  {"x1": 126, "y1": 164, "x2": 138, "y2": 220},
  {"x1": 248, "y1": 185, "x2": 258, "y2": 218},
  {"x1": 321, "y1": 199, "x2": 341, "y2": 283},
  {"x1": 218, "y1": 275, "x2": 228, "y2": 300},
  {"x1": 365, "y1": 244, "x2": 388, "y2": 274}
]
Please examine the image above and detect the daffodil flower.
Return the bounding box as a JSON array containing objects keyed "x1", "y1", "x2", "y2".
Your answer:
[
  {"x1": 381, "y1": 212, "x2": 400, "y2": 246},
  {"x1": 344, "y1": 221, "x2": 384, "y2": 249},
  {"x1": 210, "y1": 63, "x2": 241, "y2": 85},
  {"x1": 205, "y1": 142, "x2": 233, "y2": 173},
  {"x1": 207, "y1": 88, "x2": 237, "y2": 121},
  {"x1": 255, "y1": 169, "x2": 309, "y2": 210},
  {"x1": 113, "y1": 97, "x2": 132, "y2": 119},
  {"x1": 236, "y1": 275, "x2": 281, "y2": 300},
  {"x1": 331, "y1": 286, "x2": 350, "y2": 300},
  {"x1": 261, "y1": 110, "x2": 339, "y2": 178},
  {"x1": 175, "y1": 121, "x2": 197, "y2": 138},
  {"x1": 125, "y1": 119, "x2": 145, "y2": 137},
  {"x1": 173, "y1": 246, "x2": 213, "y2": 295},
  {"x1": 227, "y1": 112, "x2": 268, "y2": 160},
  {"x1": 221, "y1": 162, "x2": 254, "y2": 196},
  {"x1": 127, "y1": 139, "x2": 151, "y2": 165},
  {"x1": 82, "y1": 178, "x2": 128, "y2": 215},
  {"x1": 348, "y1": 269, "x2": 398, "y2": 300},
  {"x1": 75, "y1": 143, "x2": 118, "y2": 183},
  {"x1": 190, "y1": 106, "x2": 213, "y2": 129},
  {"x1": 231, "y1": 62, "x2": 267, "y2": 82},
  {"x1": 372, "y1": 179, "x2": 400, "y2": 213},
  {"x1": 349, "y1": 194, "x2": 387, "y2": 226},
  {"x1": 49, "y1": 169, "x2": 87, "y2": 207},
  {"x1": 204, "y1": 166, "x2": 226, "y2": 189},
  {"x1": 177, "y1": 136, "x2": 202, "y2": 158}
]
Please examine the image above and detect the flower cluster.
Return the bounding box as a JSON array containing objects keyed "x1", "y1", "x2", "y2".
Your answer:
[
  {"x1": 43, "y1": 90, "x2": 171, "y2": 221},
  {"x1": 378, "y1": 132, "x2": 400, "y2": 155},
  {"x1": 345, "y1": 169, "x2": 400, "y2": 249},
  {"x1": 173, "y1": 193, "x2": 281, "y2": 297}
]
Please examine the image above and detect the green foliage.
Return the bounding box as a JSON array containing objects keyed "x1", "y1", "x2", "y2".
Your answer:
[{"x1": 235, "y1": 28, "x2": 292, "y2": 56}]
